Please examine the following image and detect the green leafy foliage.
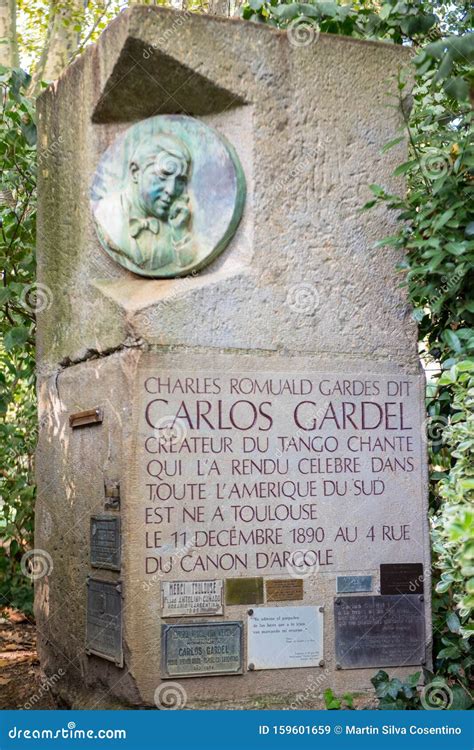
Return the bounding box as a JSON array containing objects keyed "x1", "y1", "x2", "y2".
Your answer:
[
  {"x1": 371, "y1": 670, "x2": 422, "y2": 710},
  {"x1": 363, "y1": 31, "x2": 473, "y2": 692},
  {"x1": 323, "y1": 688, "x2": 354, "y2": 710},
  {"x1": 371, "y1": 669, "x2": 473, "y2": 710},
  {"x1": 242, "y1": 0, "x2": 439, "y2": 45},
  {"x1": 0, "y1": 66, "x2": 37, "y2": 615},
  {"x1": 430, "y1": 362, "x2": 474, "y2": 685}
]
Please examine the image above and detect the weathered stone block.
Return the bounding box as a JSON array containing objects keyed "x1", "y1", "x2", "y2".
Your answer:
[{"x1": 35, "y1": 7, "x2": 429, "y2": 709}]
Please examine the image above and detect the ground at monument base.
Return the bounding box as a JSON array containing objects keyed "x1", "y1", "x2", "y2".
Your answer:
[{"x1": 0, "y1": 610, "x2": 378, "y2": 710}]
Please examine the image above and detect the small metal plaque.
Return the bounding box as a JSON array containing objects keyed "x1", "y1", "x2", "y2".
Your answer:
[
  {"x1": 86, "y1": 579, "x2": 123, "y2": 667},
  {"x1": 380, "y1": 563, "x2": 424, "y2": 595},
  {"x1": 162, "y1": 622, "x2": 243, "y2": 678},
  {"x1": 334, "y1": 595, "x2": 425, "y2": 669},
  {"x1": 225, "y1": 577, "x2": 264, "y2": 605},
  {"x1": 266, "y1": 579, "x2": 304, "y2": 602},
  {"x1": 247, "y1": 606, "x2": 323, "y2": 670},
  {"x1": 337, "y1": 575, "x2": 372, "y2": 593},
  {"x1": 161, "y1": 580, "x2": 223, "y2": 617},
  {"x1": 69, "y1": 407, "x2": 103, "y2": 428},
  {"x1": 90, "y1": 515, "x2": 121, "y2": 571}
]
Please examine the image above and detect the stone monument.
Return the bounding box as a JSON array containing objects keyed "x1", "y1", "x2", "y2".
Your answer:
[{"x1": 35, "y1": 6, "x2": 430, "y2": 709}]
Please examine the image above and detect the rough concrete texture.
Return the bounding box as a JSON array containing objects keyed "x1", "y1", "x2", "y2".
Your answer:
[{"x1": 35, "y1": 7, "x2": 429, "y2": 709}]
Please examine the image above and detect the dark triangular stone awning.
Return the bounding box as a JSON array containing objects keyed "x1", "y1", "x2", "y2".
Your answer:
[{"x1": 92, "y1": 36, "x2": 247, "y2": 123}]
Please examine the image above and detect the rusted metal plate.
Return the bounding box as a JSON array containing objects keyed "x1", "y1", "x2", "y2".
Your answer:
[
  {"x1": 266, "y1": 578, "x2": 304, "y2": 602},
  {"x1": 69, "y1": 407, "x2": 103, "y2": 428}
]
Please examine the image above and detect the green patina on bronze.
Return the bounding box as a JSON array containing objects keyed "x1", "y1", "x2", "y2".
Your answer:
[
  {"x1": 91, "y1": 115, "x2": 246, "y2": 278},
  {"x1": 225, "y1": 577, "x2": 264, "y2": 606}
]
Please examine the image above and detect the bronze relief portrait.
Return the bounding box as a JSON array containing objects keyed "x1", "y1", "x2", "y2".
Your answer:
[{"x1": 91, "y1": 115, "x2": 246, "y2": 278}]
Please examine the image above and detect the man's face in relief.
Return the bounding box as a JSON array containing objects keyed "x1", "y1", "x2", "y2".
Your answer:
[{"x1": 131, "y1": 149, "x2": 189, "y2": 221}]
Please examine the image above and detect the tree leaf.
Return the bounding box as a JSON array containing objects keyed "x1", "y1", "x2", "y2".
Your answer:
[{"x1": 3, "y1": 326, "x2": 30, "y2": 351}]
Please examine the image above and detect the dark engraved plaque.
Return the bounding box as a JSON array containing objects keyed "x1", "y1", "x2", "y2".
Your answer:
[
  {"x1": 162, "y1": 621, "x2": 243, "y2": 678},
  {"x1": 86, "y1": 579, "x2": 123, "y2": 667},
  {"x1": 225, "y1": 577, "x2": 263, "y2": 605},
  {"x1": 90, "y1": 515, "x2": 121, "y2": 571},
  {"x1": 337, "y1": 575, "x2": 372, "y2": 593},
  {"x1": 380, "y1": 563, "x2": 424, "y2": 595},
  {"x1": 334, "y1": 595, "x2": 425, "y2": 669}
]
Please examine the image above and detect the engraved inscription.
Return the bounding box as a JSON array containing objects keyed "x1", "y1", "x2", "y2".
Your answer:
[
  {"x1": 337, "y1": 575, "x2": 372, "y2": 593},
  {"x1": 266, "y1": 579, "x2": 304, "y2": 602},
  {"x1": 86, "y1": 579, "x2": 123, "y2": 666},
  {"x1": 380, "y1": 563, "x2": 423, "y2": 595},
  {"x1": 161, "y1": 580, "x2": 223, "y2": 617},
  {"x1": 162, "y1": 622, "x2": 242, "y2": 678},
  {"x1": 90, "y1": 516, "x2": 121, "y2": 571},
  {"x1": 247, "y1": 606, "x2": 323, "y2": 670},
  {"x1": 334, "y1": 595, "x2": 425, "y2": 669}
]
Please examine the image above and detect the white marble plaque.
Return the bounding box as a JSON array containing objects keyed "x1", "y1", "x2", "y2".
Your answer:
[
  {"x1": 161, "y1": 579, "x2": 223, "y2": 617},
  {"x1": 247, "y1": 605, "x2": 323, "y2": 670}
]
